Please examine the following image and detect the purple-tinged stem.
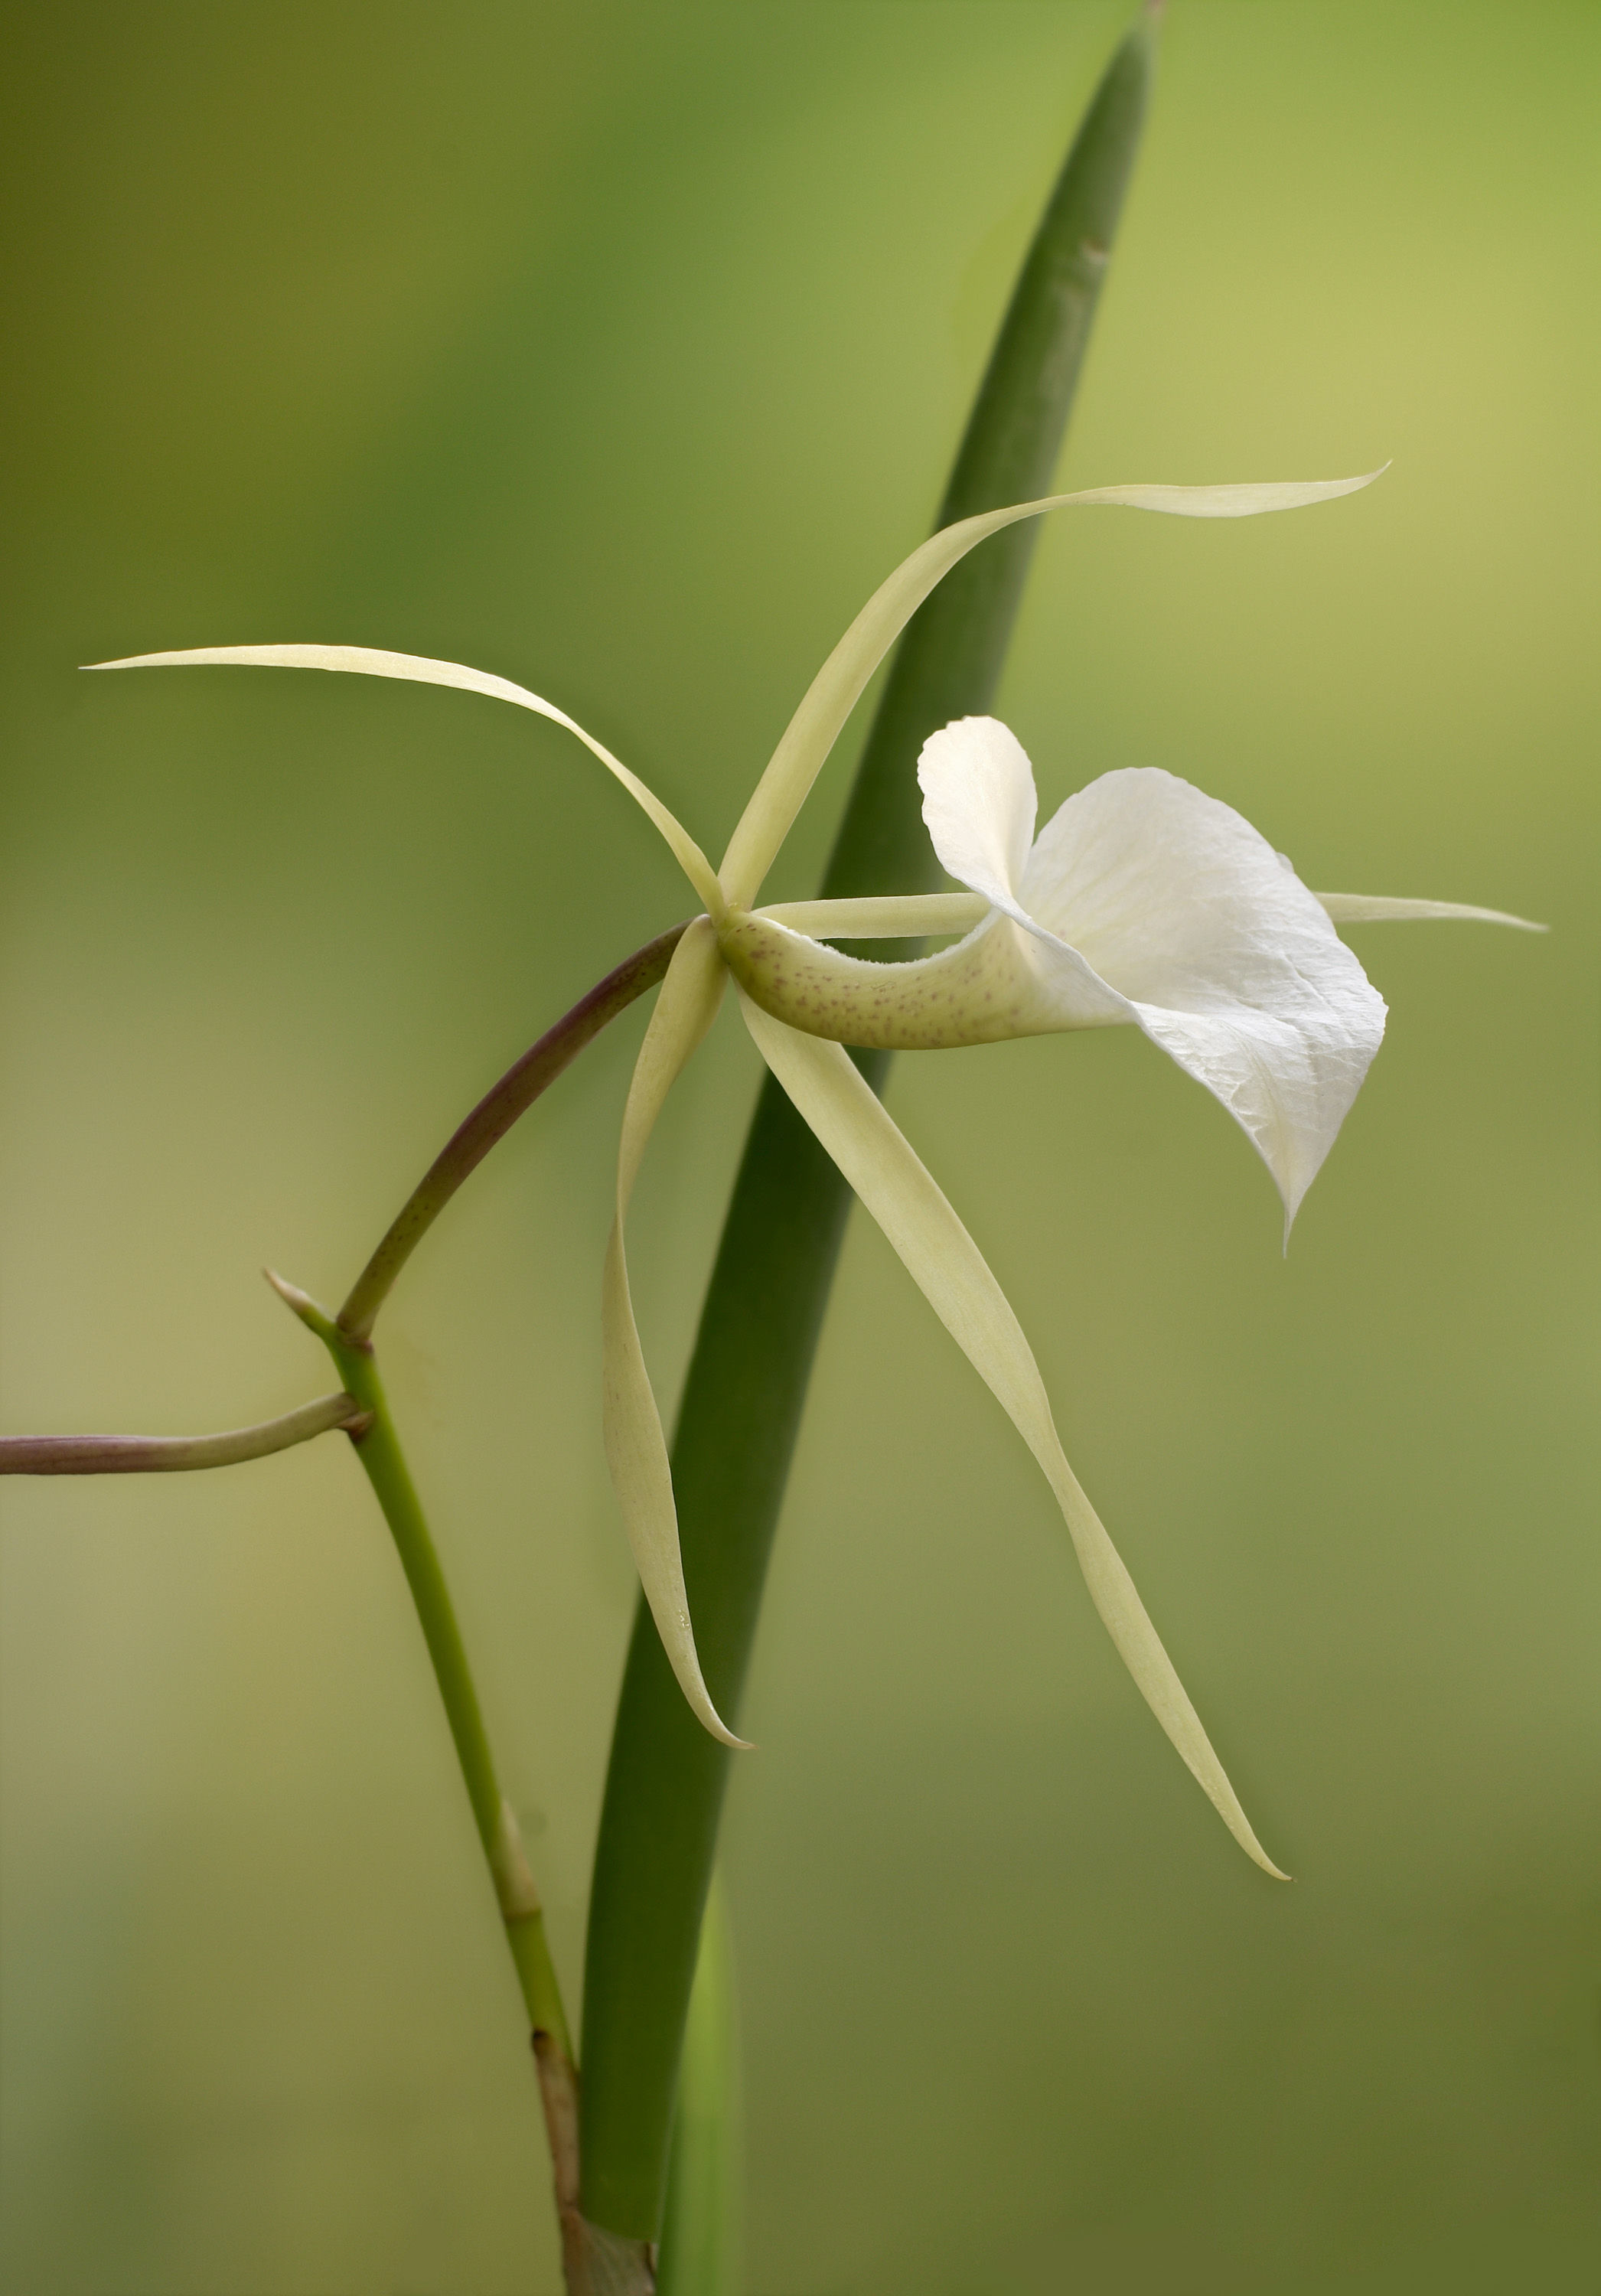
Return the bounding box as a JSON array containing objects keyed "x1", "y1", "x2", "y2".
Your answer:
[
  {"x1": 0, "y1": 1391, "x2": 367, "y2": 1475},
  {"x1": 337, "y1": 921, "x2": 690, "y2": 1343}
]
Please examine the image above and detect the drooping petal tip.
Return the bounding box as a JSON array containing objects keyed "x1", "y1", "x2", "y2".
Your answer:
[
  {"x1": 601, "y1": 921, "x2": 755, "y2": 1750},
  {"x1": 739, "y1": 988, "x2": 1284, "y2": 1875}
]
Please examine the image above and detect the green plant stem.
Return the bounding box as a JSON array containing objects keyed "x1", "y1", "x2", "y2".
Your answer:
[
  {"x1": 266, "y1": 1273, "x2": 582, "y2": 2225},
  {"x1": 0, "y1": 1391, "x2": 366, "y2": 1474},
  {"x1": 338, "y1": 922, "x2": 688, "y2": 1344},
  {"x1": 5, "y1": 922, "x2": 711, "y2": 2284},
  {"x1": 579, "y1": 8, "x2": 1157, "y2": 2242}
]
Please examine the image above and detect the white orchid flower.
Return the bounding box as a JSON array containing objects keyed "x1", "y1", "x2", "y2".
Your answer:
[
  {"x1": 92, "y1": 470, "x2": 1539, "y2": 1877},
  {"x1": 727, "y1": 716, "x2": 1539, "y2": 1239}
]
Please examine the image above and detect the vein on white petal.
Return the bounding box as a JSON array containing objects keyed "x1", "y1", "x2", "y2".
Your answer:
[
  {"x1": 88, "y1": 644, "x2": 726, "y2": 917},
  {"x1": 602, "y1": 919, "x2": 745, "y2": 1748},
  {"x1": 1316, "y1": 892, "x2": 1546, "y2": 931},
  {"x1": 737, "y1": 989, "x2": 1286, "y2": 1878},
  {"x1": 755, "y1": 893, "x2": 990, "y2": 939},
  {"x1": 718, "y1": 471, "x2": 1385, "y2": 908}
]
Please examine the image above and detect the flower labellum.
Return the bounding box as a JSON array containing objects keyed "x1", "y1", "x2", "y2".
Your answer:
[{"x1": 90, "y1": 467, "x2": 1542, "y2": 1875}]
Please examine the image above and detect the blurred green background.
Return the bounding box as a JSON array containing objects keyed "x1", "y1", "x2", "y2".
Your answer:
[{"x1": 2, "y1": 5, "x2": 1596, "y2": 2291}]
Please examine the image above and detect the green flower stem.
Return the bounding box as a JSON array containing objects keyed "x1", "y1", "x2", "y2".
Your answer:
[
  {"x1": 337, "y1": 921, "x2": 689, "y2": 1345},
  {"x1": 266, "y1": 1274, "x2": 579, "y2": 2190},
  {"x1": 0, "y1": 1391, "x2": 366, "y2": 1475},
  {"x1": 579, "y1": 8, "x2": 1158, "y2": 2242}
]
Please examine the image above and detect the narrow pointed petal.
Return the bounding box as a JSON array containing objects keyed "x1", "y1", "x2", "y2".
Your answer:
[
  {"x1": 917, "y1": 717, "x2": 1037, "y2": 910},
  {"x1": 754, "y1": 893, "x2": 990, "y2": 940},
  {"x1": 602, "y1": 920, "x2": 746, "y2": 1749},
  {"x1": 739, "y1": 991, "x2": 1286, "y2": 1877},
  {"x1": 1316, "y1": 892, "x2": 1546, "y2": 931},
  {"x1": 87, "y1": 644, "x2": 726, "y2": 915},
  {"x1": 1019, "y1": 768, "x2": 1387, "y2": 1230},
  {"x1": 718, "y1": 471, "x2": 1385, "y2": 907}
]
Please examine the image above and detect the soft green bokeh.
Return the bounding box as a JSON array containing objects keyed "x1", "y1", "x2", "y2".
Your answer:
[{"x1": 1, "y1": 5, "x2": 1595, "y2": 2291}]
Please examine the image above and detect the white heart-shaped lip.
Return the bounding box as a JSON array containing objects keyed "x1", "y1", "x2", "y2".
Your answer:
[{"x1": 918, "y1": 716, "x2": 1389, "y2": 1233}]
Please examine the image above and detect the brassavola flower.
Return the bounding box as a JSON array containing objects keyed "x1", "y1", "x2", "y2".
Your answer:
[
  {"x1": 724, "y1": 716, "x2": 1536, "y2": 1238},
  {"x1": 95, "y1": 471, "x2": 1539, "y2": 1875}
]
